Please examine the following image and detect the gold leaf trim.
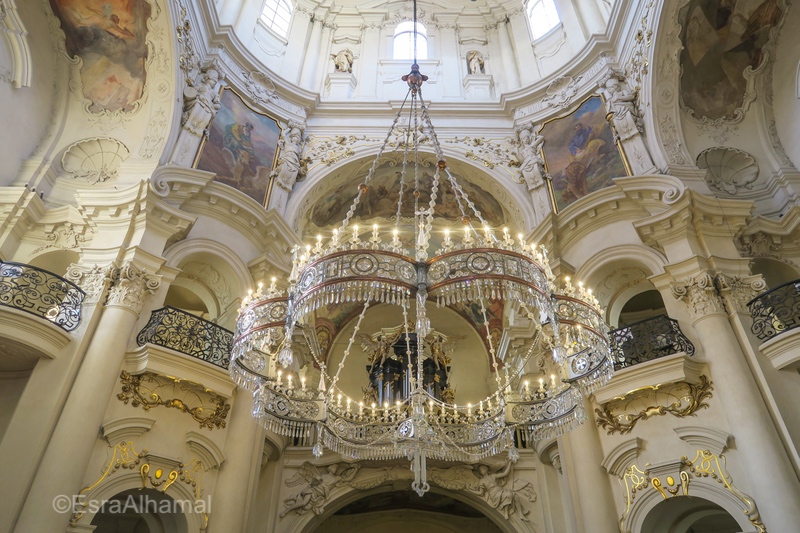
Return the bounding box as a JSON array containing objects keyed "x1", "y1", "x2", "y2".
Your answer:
[
  {"x1": 595, "y1": 375, "x2": 713, "y2": 435},
  {"x1": 117, "y1": 371, "x2": 230, "y2": 429}
]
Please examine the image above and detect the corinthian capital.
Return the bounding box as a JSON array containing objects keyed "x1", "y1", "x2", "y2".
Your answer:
[
  {"x1": 670, "y1": 273, "x2": 723, "y2": 320},
  {"x1": 65, "y1": 263, "x2": 117, "y2": 303},
  {"x1": 714, "y1": 274, "x2": 768, "y2": 315},
  {"x1": 106, "y1": 263, "x2": 161, "y2": 314}
]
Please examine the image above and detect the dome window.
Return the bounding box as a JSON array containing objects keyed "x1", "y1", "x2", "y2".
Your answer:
[
  {"x1": 260, "y1": 0, "x2": 293, "y2": 38},
  {"x1": 393, "y1": 21, "x2": 428, "y2": 60},
  {"x1": 527, "y1": 0, "x2": 560, "y2": 40}
]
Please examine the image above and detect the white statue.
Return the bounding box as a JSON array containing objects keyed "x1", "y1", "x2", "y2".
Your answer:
[
  {"x1": 181, "y1": 63, "x2": 221, "y2": 130},
  {"x1": 467, "y1": 50, "x2": 485, "y2": 75},
  {"x1": 517, "y1": 126, "x2": 546, "y2": 190},
  {"x1": 272, "y1": 123, "x2": 305, "y2": 192},
  {"x1": 280, "y1": 462, "x2": 360, "y2": 517},
  {"x1": 603, "y1": 74, "x2": 642, "y2": 135},
  {"x1": 331, "y1": 49, "x2": 354, "y2": 73},
  {"x1": 470, "y1": 462, "x2": 535, "y2": 521}
]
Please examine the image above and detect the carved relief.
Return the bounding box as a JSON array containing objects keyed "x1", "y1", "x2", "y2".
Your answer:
[
  {"x1": 714, "y1": 274, "x2": 767, "y2": 315},
  {"x1": 541, "y1": 76, "x2": 581, "y2": 109},
  {"x1": 0, "y1": 0, "x2": 32, "y2": 88},
  {"x1": 61, "y1": 137, "x2": 130, "y2": 184},
  {"x1": 117, "y1": 371, "x2": 231, "y2": 430},
  {"x1": 65, "y1": 262, "x2": 116, "y2": 303},
  {"x1": 175, "y1": 0, "x2": 199, "y2": 82},
  {"x1": 182, "y1": 261, "x2": 232, "y2": 310},
  {"x1": 280, "y1": 459, "x2": 535, "y2": 521},
  {"x1": 106, "y1": 262, "x2": 161, "y2": 313},
  {"x1": 595, "y1": 376, "x2": 713, "y2": 435},
  {"x1": 670, "y1": 274, "x2": 722, "y2": 319},
  {"x1": 696, "y1": 147, "x2": 759, "y2": 195},
  {"x1": 31, "y1": 222, "x2": 91, "y2": 255}
]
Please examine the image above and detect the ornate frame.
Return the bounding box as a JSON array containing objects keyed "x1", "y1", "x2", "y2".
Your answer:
[
  {"x1": 193, "y1": 86, "x2": 284, "y2": 207},
  {"x1": 539, "y1": 94, "x2": 631, "y2": 214}
]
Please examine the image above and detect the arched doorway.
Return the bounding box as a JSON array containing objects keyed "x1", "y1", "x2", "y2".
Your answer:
[
  {"x1": 90, "y1": 488, "x2": 189, "y2": 533},
  {"x1": 311, "y1": 490, "x2": 503, "y2": 533},
  {"x1": 641, "y1": 496, "x2": 741, "y2": 533}
]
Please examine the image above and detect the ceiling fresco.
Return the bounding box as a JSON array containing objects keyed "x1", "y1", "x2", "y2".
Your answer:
[{"x1": 679, "y1": 0, "x2": 784, "y2": 120}]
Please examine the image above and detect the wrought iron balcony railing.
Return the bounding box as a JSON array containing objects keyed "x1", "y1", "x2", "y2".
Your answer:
[
  {"x1": 748, "y1": 280, "x2": 800, "y2": 342},
  {"x1": 136, "y1": 306, "x2": 233, "y2": 369},
  {"x1": 610, "y1": 314, "x2": 695, "y2": 370},
  {"x1": 0, "y1": 261, "x2": 86, "y2": 332}
]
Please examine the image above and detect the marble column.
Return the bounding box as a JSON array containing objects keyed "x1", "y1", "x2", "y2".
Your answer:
[
  {"x1": 0, "y1": 264, "x2": 114, "y2": 533},
  {"x1": 357, "y1": 18, "x2": 383, "y2": 98},
  {"x1": 206, "y1": 388, "x2": 265, "y2": 532},
  {"x1": 560, "y1": 398, "x2": 618, "y2": 533},
  {"x1": 496, "y1": 18, "x2": 520, "y2": 90},
  {"x1": 671, "y1": 273, "x2": 800, "y2": 531},
  {"x1": 13, "y1": 263, "x2": 161, "y2": 533}
]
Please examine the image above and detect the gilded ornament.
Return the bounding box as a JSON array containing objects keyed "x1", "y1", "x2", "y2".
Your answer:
[
  {"x1": 117, "y1": 371, "x2": 230, "y2": 430},
  {"x1": 595, "y1": 376, "x2": 713, "y2": 435}
]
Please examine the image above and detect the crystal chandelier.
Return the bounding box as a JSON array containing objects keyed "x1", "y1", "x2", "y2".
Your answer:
[{"x1": 231, "y1": 1, "x2": 613, "y2": 497}]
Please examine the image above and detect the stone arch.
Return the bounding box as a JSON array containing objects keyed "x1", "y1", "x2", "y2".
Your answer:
[
  {"x1": 749, "y1": 256, "x2": 800, "y2": 289},
  {"x1": 625, "y1": 479, "x2": 758, "y2": 533},
  {"x1": 163, "y1": 238, "x2": 253, "y2": 327},
  {"x1": 27, "y1": 249, "x2": 81, "y2": 278},
  {"x1": 575, "y1": 244, "x2": 667, "y2": 326},
  {"x1": 286, "y1": 148, "x2": 535, "y2": 234},
  {"x1": 71, "y1": 471, "x2": 202, "y2": 533},
  {"x1": 290, "y1": 484, "x2": 522, "y2": 533}
]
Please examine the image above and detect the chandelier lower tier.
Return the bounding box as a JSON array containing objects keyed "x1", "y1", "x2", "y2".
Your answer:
[{"x1": 231, "y1": 63, "x2": 613, "y2": 497}]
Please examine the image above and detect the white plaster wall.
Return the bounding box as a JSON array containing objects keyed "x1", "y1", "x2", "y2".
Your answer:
[{"x1": 0, "y1": 1, "x2": 57, "y2": 185}]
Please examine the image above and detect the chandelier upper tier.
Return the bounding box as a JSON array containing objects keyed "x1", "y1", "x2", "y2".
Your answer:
[{"x1": 231, "y1": 4, "x2": 614, "y2": 497}]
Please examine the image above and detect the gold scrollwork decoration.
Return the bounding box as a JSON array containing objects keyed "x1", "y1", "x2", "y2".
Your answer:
[
  {"x1": 683, "y1": 450, "x2": 766, "y2": 533},
  {"x1": 140, "y1": 463, "x2": 180, "y2": 493},
  {"x1": 619, "y1": 450, "x2": 765, "y2": 533},
  {"x1": 595, "y1": 375, "x2": 713, "y2": 435},
  {"x1": 69, "y1": 441, "x2": 147, "y2": 526},
  {"x1": 117, "y1": 371, "x2": 231, "y2": 430}
]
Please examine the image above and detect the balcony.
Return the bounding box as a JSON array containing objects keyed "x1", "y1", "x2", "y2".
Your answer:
[
  {"x1": 0, "y1": 260, "x2": 85, "y2": 331},
  {"x1": 594, "y1": 315, "x2": 701, "y2": 405},
  {"x1": 610, "y1": 314, "x2": 695, "y2": 370},
  {"x1": 136, "y1": 306, "x2": 233, "y2": 369},
  {"x1": 748, "y1": 280, "x2": 800, "y2": 369}
]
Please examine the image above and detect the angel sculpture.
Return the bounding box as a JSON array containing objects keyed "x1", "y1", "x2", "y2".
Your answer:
[
  {"x1": 517, "y1": 126, "x2": 546, "y2": 190},
  {"x1": 470, "y1": 462, "x2": 536, "y2": 521},
  {"x1": 280, "y1": 462, "x2": 360, "y2": 517},
  {"x1": 358, "y1": 333, "x2": 396, "y2": 371}
]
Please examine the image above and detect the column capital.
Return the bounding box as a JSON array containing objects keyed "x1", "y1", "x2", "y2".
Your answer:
[
  {"x1": 65, "y1": 263, "x2": 117, "y2": 304},
  {"x1": 714, "y1": 273, "x2": 767, "y2": 315},
  {"x1": 106, "y1": 262, "x2": 162, "y2": 315},
  {"x1": 670, "y1": 273, "x2": 725, "y2": 321}
]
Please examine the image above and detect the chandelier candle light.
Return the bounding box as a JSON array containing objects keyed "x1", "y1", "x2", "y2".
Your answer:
[{"x1": 231, "y1": 0, "x2": 614, "y2": 497}]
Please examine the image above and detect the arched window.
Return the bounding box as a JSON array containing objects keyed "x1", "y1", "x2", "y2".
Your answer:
[
  {"x1": 527, "y1": 0, "x2": 560, "y2": 40},
  {"x1": 393, "y1": 21, "x2": 428, "y2": 60},
  {"x1": 260, "y1": 0, "x2": 293, "y2": 38}
]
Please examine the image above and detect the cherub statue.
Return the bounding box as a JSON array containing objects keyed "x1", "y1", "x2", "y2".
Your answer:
[
  {"x1": 470, "y1": 462, "x2": 536, "y2": 521},
  {"x1": 280, "y1": 462, "x2": 360, "y2": 517},
  {"x1": 272, "y1": 122, "x2": 306, "y2": 191},
  {"x1": 467, "y1": 50, "x2": 485, "y2": 75},
  {"x1": 331, "y1": 49, "x2": 354, "y2": 73},
  {"x1": 517, "y1": 125, "x2": 546, "y2": 190}
]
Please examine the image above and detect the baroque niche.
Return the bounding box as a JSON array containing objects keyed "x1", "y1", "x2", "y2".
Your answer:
[{"x1": 696, "y1": 147, "x2": 759, "y2": 195}]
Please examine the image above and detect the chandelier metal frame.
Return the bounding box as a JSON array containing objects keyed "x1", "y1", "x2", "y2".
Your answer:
[{"x1": 231, "y1": 0, "x2": 614, "y2": 497}]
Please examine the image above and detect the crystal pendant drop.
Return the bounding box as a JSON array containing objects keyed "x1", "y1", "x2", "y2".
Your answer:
[
  {"x1": 278, "y1": 346, "x2": 293, "y2": 368},
  {"x1": 312, "y1": 442, "x2": 323, "y2": 458}
]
